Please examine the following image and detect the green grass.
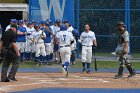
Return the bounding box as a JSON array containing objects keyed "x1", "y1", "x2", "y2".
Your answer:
[
  {"x1": 95, "y1": 52, "x2": 140, "y2": 58},
  {"x1": 0, "y1": 61, "x2": 139, "y2": 69}
]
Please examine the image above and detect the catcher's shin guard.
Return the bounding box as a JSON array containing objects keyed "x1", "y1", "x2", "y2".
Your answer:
[{"x1": 125, "y1": 61, "x2": 136, "y2": 75}]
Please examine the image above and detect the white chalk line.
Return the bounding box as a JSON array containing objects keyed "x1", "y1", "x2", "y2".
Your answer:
[{"x1": 0, "y1": 74, "x2": 110, "y2": 92}]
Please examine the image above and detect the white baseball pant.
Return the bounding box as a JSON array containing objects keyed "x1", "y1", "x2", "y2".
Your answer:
[
  {"x1": 59, "y1": 47, "x2": 71, "y2": 65},
  {"x1": 81, "y1": 46, "x2": 92, "y2": 63},
  {"x1": 35, "y1": 43, "x2": 46, "y2": 57}
]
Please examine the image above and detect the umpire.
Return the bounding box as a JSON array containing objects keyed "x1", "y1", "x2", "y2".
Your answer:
[{"x1": 0, "y1": 24, "x2": 20, "y2": 82}]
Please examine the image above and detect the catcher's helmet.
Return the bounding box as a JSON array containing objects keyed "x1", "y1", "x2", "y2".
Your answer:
[{"x1": 117, "y1": 21, "x2": 126, "y2": 27}]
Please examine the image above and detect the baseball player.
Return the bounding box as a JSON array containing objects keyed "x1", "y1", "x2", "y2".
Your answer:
[
  {"x1": 5, "y1": 19, "x2": 17, "y2": 31},
  {"x1": 79, "y1": 24, "x2": 97, "y2": 73},
  {"x1": 25, "y1": 22, "x2": 35, "y2": 60},
  {"x1": 31, "y1": 24, "x2": 46, "y2": 65},
  {"x1": 16, "y1": 20, "x2": 27, "y2": 61},
  {"x1": 23, "y1": 18, "x2": 28, "y2": 28},
  {"x1": 56, "y1": 25, "x2": 74, "y2": 77},
  {"x1": 46, "y1": 19, "x2": 54, "y2": 62},
  {"x1": 52, "y1": 19, "x2": 61, "y2": 64},
  {"x1": 70, "y1": 29, "x2": 79, "y2": 65},
  {"x1": 44, "y1": 21, "x2": 53, "y2": 65},
  {"x1": 114, "y1": 22, "x2": 136, "y2": 79}
]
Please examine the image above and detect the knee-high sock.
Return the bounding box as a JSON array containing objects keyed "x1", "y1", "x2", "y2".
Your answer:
[
  {"x1": 64, "y1": 62, "x2": 69, "y2": 71},
  {"x1": 82, "y1": 63, "x2": 86, "y2": 69},
  {"x1": 87, "y1": 63, "x2": 90, "y2": 71},
  {"x1": 50, "y1": 53, "x2": 53, "y2": 61}
]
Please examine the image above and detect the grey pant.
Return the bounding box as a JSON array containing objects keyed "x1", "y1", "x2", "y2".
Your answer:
[
  {"x1": 117, "y1": 54, "x2": 135, "y2": 75},
  {"x1": 1, "y1": 58, "x2": 19, "y2": 81}
]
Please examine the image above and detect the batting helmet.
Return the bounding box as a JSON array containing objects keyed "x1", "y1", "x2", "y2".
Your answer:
[{"x1": 60, "y1": 25, "x2": 67, "y2": 31}]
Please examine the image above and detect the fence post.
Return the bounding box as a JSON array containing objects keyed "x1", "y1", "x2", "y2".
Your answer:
[
  {"x1": 76, "y1": 0, "x2": 80, "y2": 58},
  {"x1": 125, "y1": 0, "x2": 131, "y2": 53}
]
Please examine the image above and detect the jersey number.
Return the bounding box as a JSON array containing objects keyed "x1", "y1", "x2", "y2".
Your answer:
[{"x1": 63, "y1": 35, "x2": 66, "y2": 42}]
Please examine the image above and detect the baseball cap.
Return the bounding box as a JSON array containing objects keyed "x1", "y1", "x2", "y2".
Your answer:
[{"x1": 19, "y1": 20, "x2": 24, "y2": 24}]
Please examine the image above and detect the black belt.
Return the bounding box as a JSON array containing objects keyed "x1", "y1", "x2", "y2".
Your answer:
[
  {"x1": 82, "y1": 45, "x2": 92, "y2": 47},
  {"x1": 60, "y1": 45, "x2": 70, "y2": 48}
]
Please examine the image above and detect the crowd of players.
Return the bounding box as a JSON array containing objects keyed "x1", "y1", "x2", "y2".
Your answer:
[{"x1": 4, "y1": 18, "x2": 79, "y2": 65}]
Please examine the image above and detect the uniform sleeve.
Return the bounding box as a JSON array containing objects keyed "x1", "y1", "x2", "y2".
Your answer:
[
  {"x1": 123, "y1": 31, "x2": 129, "y2": 42},
  {"x1": 56, "y1": 32, "x2": 59, "y2": 39},
  {"x1": 92, "y1": 32, "x2": 96, "y2": 41},
  {"x1": 80, "y1": 33, "x2": 84, "y2": 41},
  {"x1": 70, "y1": 32, "x2": 74, "y2": 41},
  {"x1": 43, "y1": 31, "x2": 46, "y2": 37}
]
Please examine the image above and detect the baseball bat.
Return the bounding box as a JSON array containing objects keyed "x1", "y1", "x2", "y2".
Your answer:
[{"x1": 93, "y1": 46, "x2": 97, "y2": 71}]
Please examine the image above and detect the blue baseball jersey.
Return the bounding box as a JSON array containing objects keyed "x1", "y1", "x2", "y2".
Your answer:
[
  {"x1": 16, "y1": 26, "x2": 27, "y2": 42},
  {"x1": 44, "y1": 27, "x2": 52, "y2": 43}
]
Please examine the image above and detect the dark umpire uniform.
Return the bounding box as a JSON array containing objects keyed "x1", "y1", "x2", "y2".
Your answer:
[{"x1": 0, "y1": 24, "x2": 20, "y2": 82}]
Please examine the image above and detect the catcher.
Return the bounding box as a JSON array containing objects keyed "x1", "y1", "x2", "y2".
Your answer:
[{"x1": 114, "y1": 21, "x2": 136, "y2": 79}]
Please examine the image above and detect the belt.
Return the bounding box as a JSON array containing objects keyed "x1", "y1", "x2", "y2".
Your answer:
[
  {"x1": 60, "y1": 45, "x2": 70, "y2": 48},
  {"x1": 35, "y1": 42, "x2": 44, "y2": 44},
  {"x1": 82, "y1": 45, "x2": 92, "y2": 47}
]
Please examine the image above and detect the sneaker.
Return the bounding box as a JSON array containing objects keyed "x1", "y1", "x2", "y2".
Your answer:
[
  {"x1": 128, "y1": 73, "x2": 136, "y2": 78},
  {"x1": 114, "y1": 74, "x2": 123, "y2": 79},
  {"x1": 8, "y1": 77, "x2": 17, "y2": 81}
]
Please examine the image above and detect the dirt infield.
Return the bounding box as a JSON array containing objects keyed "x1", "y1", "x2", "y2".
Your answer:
[{"x1": 0, "y1": 72, "x2": 139, "y2": 93}]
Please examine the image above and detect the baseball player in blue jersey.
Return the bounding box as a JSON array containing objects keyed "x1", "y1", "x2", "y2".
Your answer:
[
  {"x1": 44, "y1": 21, "x2": 53, "y2": 65},
  {"x1": 16, "y1": 20, "x2": 27, "y2": 61},
  {"x1": 46, "y1": 19, "x2": 54, "y2": 62}
]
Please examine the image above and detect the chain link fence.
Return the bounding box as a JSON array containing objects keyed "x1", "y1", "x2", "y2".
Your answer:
[{"x1": 75, "y1": 0, "x2": 140, "y2": 58}]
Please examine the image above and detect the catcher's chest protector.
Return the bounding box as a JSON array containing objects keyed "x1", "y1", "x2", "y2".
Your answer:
[{"x1": 118, "y1": 35, "x2": 124, "y2": 44}]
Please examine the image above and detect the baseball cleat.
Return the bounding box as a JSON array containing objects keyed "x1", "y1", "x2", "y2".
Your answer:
[
  {"x1": 82, "y1": 68, "x2": 86, "y2": 74},
  {"x1": 114, "y1": 74, "x2": 123, "y2": 79},
  {"x1": 62, "y1": 68, "x2": 67, "y2": 76},
  {"x1": 66, "y1": 71, "x2": 69, "y2": 78},
  {"x1": 86, "y1": 70, "x2": 91, "y2": 74},
  {"x1": 128, "y1": 73, "x2": 136, "y2": 78}
]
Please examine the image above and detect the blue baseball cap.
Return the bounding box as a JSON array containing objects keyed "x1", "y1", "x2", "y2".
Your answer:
[
  {"x1": 62, "y1": 19, "x2": 68, "y2": 23},
  {"x1": 28, "y1": 21, "x2": 32, "y2": 25},
  {"x1": 45, "y1": 21, "x2": 50, "y2": 25},
  {"x1": 34, "y1": 24, "x2": 39, "y2": 28},
  {"x1": 54, "y1": 19, "x2": 61, "y2": 23},
  {"x1": 24, "y1": 18, "x2": 28, "y2": 21},
  {"x1": 19, "y1": 20, "x2": 24, "y2": 24},
  {"x1": 10, "y1": 19, "x2": 17, "y2": 23}
]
